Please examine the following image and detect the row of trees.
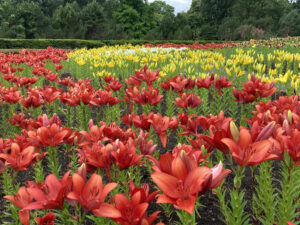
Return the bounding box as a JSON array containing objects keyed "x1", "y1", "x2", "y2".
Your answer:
[{"x1": 0, "y1": 0, "x2": 299, "y2": 40}]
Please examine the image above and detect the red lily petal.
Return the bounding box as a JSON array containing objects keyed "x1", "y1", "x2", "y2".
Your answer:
[
  {"x1": 19, "y1": 209, "x2": 30, "y2": 225},
  {"x1": 92, "y1": 203, "x2": 121, "y2": 218},
  {"x1": 176, "y1": 195, "x2": 196, "y2": 215},
  {"x1": 151, "y1": 172, "x2": 179, "y2": 199}
]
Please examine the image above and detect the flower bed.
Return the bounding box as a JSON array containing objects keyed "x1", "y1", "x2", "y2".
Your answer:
[{"x1": 0, "y1": 41, "x2": 299, "y2": 225}]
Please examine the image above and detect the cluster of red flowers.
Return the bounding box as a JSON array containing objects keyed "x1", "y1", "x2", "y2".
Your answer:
[
  {"x1": 0, "y1": 47, "x2": 68, "y2": 86},
  {"x1": 123, "y1": 112, "x2": 178, "y2": 148},
  {"x1": 149, "y1": 149, "x2": 230, "y2": 214},
  {"x1": 3, "y1": 110, "x2": 230, "y2": 224},
  {"x1": 233, "y1": 74, "x2": 277, "y2": 103},
  {"x1": 144, "y1": 41, "x2": 236, "y2": 49},
  {"x1": 161, "y1": 73, "x2": 232, "y2": 95},
  {"x1": 0, "y1": 57, "x2": 298, "y2": 224},
  {"x1": 4, "y1": 163, "x2": 165, "y2": 225}
]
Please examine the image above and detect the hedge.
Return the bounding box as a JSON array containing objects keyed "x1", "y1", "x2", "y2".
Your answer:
[{"x1": 0, "y1": 38, "x2": 224, "y2": 49}]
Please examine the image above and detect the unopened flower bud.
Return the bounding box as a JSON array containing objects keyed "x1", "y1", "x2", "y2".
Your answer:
[
  {"x1": 230, "y1": 121, "x2": 239, "y2": 142},
  {"x1": 288, "y1": 110, "x2": 292, "y2": 125}
]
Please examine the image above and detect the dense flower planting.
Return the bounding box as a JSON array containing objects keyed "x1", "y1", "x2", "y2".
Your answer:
[{"x1": 0, "y1": 39, "x2": 299, "y2": 225}]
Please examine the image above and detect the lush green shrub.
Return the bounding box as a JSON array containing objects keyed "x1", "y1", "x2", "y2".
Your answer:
[{"x1": 0, "y1": 38, "x2": 224, "y2": 49}]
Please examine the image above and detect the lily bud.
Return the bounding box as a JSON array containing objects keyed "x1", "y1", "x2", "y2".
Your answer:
[
  {"x1": 288, "y1": 110, "x2": 292, "y2": 125},
  {"x1": 201, "y1": 145, "x2": 206, "y2": 151},
  {"x1": 230, "y1": 121, "x2": 239, "y2": 142},
  {"x1": 88, "y1": 119, "x2": 94, "y2": 128},
  {"x1": 73, "y1": 136, "x2": 78, "y2": 145},
  {"x1": 282, "y1": 119, "x2": 290, "y2": 135},
  {"x1": 76, "y1": 163, "x2": 86, "y2": 180},
  {"x1": 179, "y1": 149, "x2": 186, "y2": 158},
  {"x1": 256, "y1": 121, "x2": 275, "y2": 141}
]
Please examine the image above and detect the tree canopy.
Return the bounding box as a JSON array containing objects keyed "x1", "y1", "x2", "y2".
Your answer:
[{"x1": 0, "y1": 0, "x2": 299, "y2": 40}]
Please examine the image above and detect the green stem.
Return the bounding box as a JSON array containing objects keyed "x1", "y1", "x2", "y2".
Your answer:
[
  {"x1": 34, "y1": 158, "x2": 45, "y2": 182},
  {"x1": 48, "y1": 146, "x2": 60, "y2": 177}
]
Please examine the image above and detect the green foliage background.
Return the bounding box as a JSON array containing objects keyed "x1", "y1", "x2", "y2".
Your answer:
[{"x1": 0, "y1": 0, "x2": 299, "y2": 40}]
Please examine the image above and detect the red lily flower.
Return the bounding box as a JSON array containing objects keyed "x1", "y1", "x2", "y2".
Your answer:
[
  {"x1": 233, "y1": 88, "x2": 256, "y2": 103},
  {"x1": 90, "y1": 90, "x2": 120, "y2": 106},
  {"x1": 111, "y1": 181, "x2": 160, "y2": 225},
  {"x1": 35, "y1": 212, "x2": 56, "y2": 225},
  {"x1": 110, "y1": 139, "x2": 144, "y2": 170},
  {"x1": 124, "y1": 87, "x2": 163, "y2": 106},
  {"x1": 100, "y1": 122, "x2": 136, "y2": 142},
  {"x1": 28, "y1": 123, "x2": 69, "y2": 147},
  {"x1": 214, "y1": 76, "x2": 233, "y2": 95},
  {"x1": 172, "y1": 144, "x2": 209, "y2": 165},
  {"x1": 41, "y1": 86, "x2": 61, "y2": 103},
  {"x1": 24, "y1": 171, "x2": 71, "y2": 210},
  {"x1": 198, "y1": 121, "x2": 232, "y2": 154},
  {"x1": 55, "y1": 64, "x2": 63, "y2": 71},
  {"x1": 9, "y1": 113, "x2": 29, "y2": 129},
  {"x1": 4, "y1": 187, "x2": 32, "y2": 225},
  {"x1": 148, "y1": 114, "x2": 170, "y2": 148},
  {"x1": 151, "y1": 151, "x2": 230, "y2": 214},
  {"x1": 173, "y1": 93, "x2": 203, "y2": 109},
  {"x1": 179, "y1": 115, "x2": 203, "y2": 135},
  {"x1": 139, "y1": 65, "x2": 160, "y2": 87},
  {"x1": 60, "y1": 91, "x2": 81, "y2": 106},
  {"x1": 79, "y1": 124, "x2": 105, "y2": 147},
  {"x1": 3, "y1": 87, "x2": 21, "y2": 103},
  {"x1": 233, "y1": 74, "x2": 276, "y2": 103},
  {"x1": 188, "y1": 136, "x2": 212, "y2": 152},
  {"x1": 135, "y1": 130, "x2": 157, "y2": 155},
  {"x1": 249, "y1": 121, "x2": 276, "y2": 141},
  {"x1": 161, "y1": 74, "x2": 192, "y2": 93},
  {"x1": 107, "y1": 79, "x2": 123, "y2": 91},
  {"x1": 104, "y1": 75, "x2": 114, "y2": 83},
  {"x1": 122, "y1": 112, "x2": 153, "y2": 131},
  {"x1": 126, "y1": 65, "x2": 159, "y2": 88},
  {"x1": 285, "y1": 129, "x2": 300, "y2": 166},
  {"x1": 21, "y1": 88, "x2": 45, "y2": 108},
  {"x1": 196, "y1": 74, "x2": 214, "y2": 89},
  {"x1": 222, "y1": 128, "x2": 279, "y2": 166},
  {"x1": 67, "y1": 164, "x2": 119, "y2": 215},
  {"x1": 0, "y1": 143, "x2": 38, "y2": 171},
  {"x1": 60, "y1": 77, "x2": 75, "y2": 86},
  {"x1": 78, "y1": 143, "x2": 114, "y2": 174},
  {"x1": 169, "y1": 74, "x2": 188, "y2": 93}
]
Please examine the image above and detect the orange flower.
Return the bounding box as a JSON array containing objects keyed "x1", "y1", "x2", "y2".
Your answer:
[
  {"x1": 222, "y1": 128, "x2": 279, "y2": 166},
  {"x1": 67, "y1": 164, "x2": 119, "y2": 215},
  {"x1": 0, "y1": 143, "x2": 38, "y2": 171},
  {"x1": 150, "y1": 152, "x2": 230, "y2": 214},
  {"x1": 4, "y1": 187, "x2": 32, "y2": 225}
]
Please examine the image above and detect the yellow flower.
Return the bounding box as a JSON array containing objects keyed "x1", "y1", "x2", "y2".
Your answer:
[
  {"x1": 97, "y1": 71, "x2": 105, "y2": 77},
  {"x1": 225, "y1": 67, "x2": 232, "y2": 76},
  {"x1": 269, "y1": 69, "x2": 277, "y2": 77},
  {"x1": 107, "y1": 61, "x2": 115, "y2": 68},
  {"x1": 141, "y1": 57, "x2": 148, "y2": 64},
  {"x1": 76, "y1": 59, "x2": 86, "y2": 66},
  {"x1": 267, "y1": 54, "x2": 275, "y2": 62},
  {"x1": 275, "y1": 63, "x2": 281, "y2": 69},
  {"x1": 160, "y1": 71, "x2": 167, "y2": 77}
]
